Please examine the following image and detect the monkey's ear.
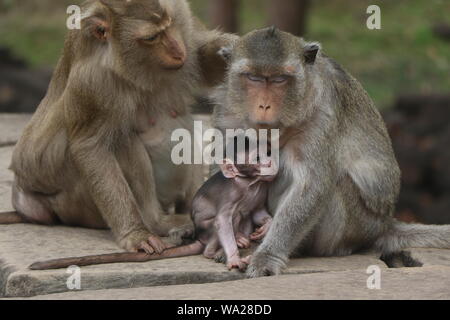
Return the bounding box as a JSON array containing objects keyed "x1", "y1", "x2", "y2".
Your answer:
[
  {"x1": 303, "y1": 42, "x2": 321, "y2": 64},
  {"x1": 220, "y1": 159, "x2": 238, "y2": 179},
  {"x1": 217, "y1": 47, "x2": 233, "y2": 64},
  {"x1": 82, "y1": 3, "x2": 112, "y2": 41}
]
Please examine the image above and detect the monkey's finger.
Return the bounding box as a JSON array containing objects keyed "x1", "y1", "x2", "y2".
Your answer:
[
  {"x1": 237, "y1": 237, "x2": 251, "y2": 248},
  {"x1": 139, "y1": 241, "x2": 155, "y2": 255},
  {"x1": 250, "y1": 232, "x2": 264, "y2": 241},
  {"x1": 147, "y1": 235, "x2": 168, "y2": 254}
]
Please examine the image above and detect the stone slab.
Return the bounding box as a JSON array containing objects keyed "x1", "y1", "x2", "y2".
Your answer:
[
  {"x1": 13, "y1": 266, "x2": 450, "y2": 300},
  {"x1": 406, "y1": 248, "x2": 450, "y2": 267},
  {"x1": 0, "y1": 114, "x2": 31, "y2": 147},
  {"x1": 0, "y1": 146, "x2": 14, "y2": 211},
  {"x1": 0, "y1": 224, "x2": 386, "y2": 298}
]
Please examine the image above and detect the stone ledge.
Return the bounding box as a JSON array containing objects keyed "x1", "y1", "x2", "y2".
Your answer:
[
  {"x1": 10, "y1": 266, "x2": 450, "y2": 300},
  {"x1": 0, "y1": 224, "x2": 386, "y2": 297},
  {"x1": 0, "y1": 114, "x2": 31, "y2": 147}
]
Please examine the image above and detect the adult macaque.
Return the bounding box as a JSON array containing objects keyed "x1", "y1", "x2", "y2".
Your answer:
[
  {"x1": 29, "y1": 144, "x2": 276, "y2": 271},
  {"x1": 213, "y1": 27, "x2": 450, "y2": 277},
  {"x1": 0, "y1": 0, "x2": 237, "y2": 253}
]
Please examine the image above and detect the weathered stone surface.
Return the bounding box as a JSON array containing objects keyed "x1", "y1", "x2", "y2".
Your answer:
[
  {"x1": 0, "y1": 224, "x2": 386, "y2": 298},
  {"x1": 0, "y1": 114, "x2": 31, "y2": 147},
  {"x1": 15, "y1": 266, "x2": 450, "y2": 300},
  {"x1": 0, "y1": 146, "x2": 14, "y2": 211},
  {"x1": 405, "y1": 248, "x2": 450, "y2": 267}
]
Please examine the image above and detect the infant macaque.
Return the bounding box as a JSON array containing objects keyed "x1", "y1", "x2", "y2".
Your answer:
[{"x1": 192, "y1": 149, "x2": 277, "y2": 270}]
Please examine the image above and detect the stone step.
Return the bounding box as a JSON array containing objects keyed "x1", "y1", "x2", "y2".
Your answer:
[
  {"x1": 0, "y1": 224, "x2": 386, "y2": 297},
  {"x1": 10, "y1": 266, "x2": 450, "y2": 300}
]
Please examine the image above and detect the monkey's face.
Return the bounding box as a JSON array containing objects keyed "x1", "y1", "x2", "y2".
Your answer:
[
  {"x1": 220, "y1": 27, "x2": 320, "y2": 129},
  {"x1": 85, "y1": 0, "x2": 190, "y2": 87},
  {"x1": 239, "y1": 71, "x2": 292, "y2": 128}
]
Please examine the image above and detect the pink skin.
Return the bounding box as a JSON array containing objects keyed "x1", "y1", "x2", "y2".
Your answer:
[
  {"x1": 227, "y1": 253, "x2": 248, "y2": 271},
  {"x1": 250, "y1": 218, "x2": 272, "y2": 241}
]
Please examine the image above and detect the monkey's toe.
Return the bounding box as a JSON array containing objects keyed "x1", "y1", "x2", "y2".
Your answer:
[
  {"x1": 139, "y1": 241, "x2": 155, "y2": 255},
  {"x1": 147, "y1": 235, "x2": 170, "y2": 254},
  {"x1": 246, "y1": 252, "x2": 285, "y2": 278}
]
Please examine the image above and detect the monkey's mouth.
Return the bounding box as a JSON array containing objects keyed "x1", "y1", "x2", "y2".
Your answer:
[{"x1": 163, "y1": 63, "x2": 185, "y2": 71}]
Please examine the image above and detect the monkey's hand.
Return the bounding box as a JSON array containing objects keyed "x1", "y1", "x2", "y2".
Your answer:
[
  {"x1": 246, "y1": 250, "x2": 286, "y2": 278},
  {"x1": 236, "y1": 233, "x2": 251, "y2": 249},
  {"x1": 249, "y1": 219, "x2": 272, "y2": 241},
  {"x1": 120, "y1": 229, "x2": 171, "y2": 255}
]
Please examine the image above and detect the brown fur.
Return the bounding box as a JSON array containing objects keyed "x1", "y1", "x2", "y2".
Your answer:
[{"x1": 3, "y1": 0, "x2": 237, "y2": 253}]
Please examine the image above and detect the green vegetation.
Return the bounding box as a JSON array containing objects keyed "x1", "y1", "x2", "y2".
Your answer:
[{"x1": 0, "y1": 0, "x2": 449, "y2": 108}]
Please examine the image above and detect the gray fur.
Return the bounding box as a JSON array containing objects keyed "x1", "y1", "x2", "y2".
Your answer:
[{"x1": 212, "y1": 28, "x2": 450, "y2": 277}]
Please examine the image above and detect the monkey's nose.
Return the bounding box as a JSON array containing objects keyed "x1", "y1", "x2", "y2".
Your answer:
[{"x1": 259, "y1": 105, "x2": 271, "y2": 111}]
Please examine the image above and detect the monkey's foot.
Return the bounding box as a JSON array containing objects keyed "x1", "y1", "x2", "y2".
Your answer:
[
  {"x1": 226, "y1": 254, "x2": 247, "y2": 271},
  {"x1": 246, "y1": 251, "x2": 286, "y2": 278},
  {"x1": 213, "y1": 249, "x2": 226, "y2": 264},
  {"x1": 236, "y1": 233, "x2": 251, "y2": 249},
  {"x1": 250, "y1": 219, "x2": 272, "y2": 241},
  {"x1": 241, "y1": 255, "x2": 252, "y2": 265},
  {"x1": 120, "y1": 230, "x2": 171, "y2": 255},
  {"x1": 168, "y1": 224, "x2": 194, "y2": 246}
]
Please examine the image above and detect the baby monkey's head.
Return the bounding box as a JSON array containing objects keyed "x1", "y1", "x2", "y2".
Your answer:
[{"x1": 220, "y1": 137, "x2": 278, "y2": 181}]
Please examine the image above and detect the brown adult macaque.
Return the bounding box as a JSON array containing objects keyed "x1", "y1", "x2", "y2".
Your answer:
[
  {"x1": 213, "y1": 27, "x2": 450, "y2": 278},
  {"x1": 0, "y1": 0, "x2": 237, "y2": 254},
  {"x1": 29, "y1": 144, "x2": 276, "y2": 271}
]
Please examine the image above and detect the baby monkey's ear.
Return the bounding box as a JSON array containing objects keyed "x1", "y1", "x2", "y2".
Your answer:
[{"x1": 220, "y1": 159, "x2": 239, "y2": 178}]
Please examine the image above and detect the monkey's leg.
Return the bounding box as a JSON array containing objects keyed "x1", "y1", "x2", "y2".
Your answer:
[
  {"x1": 247, "y1": 165, "x2": 330, "y2": 278},
  {"x1": 116, "y1": 137, "x2": 174, "y2": 254},
  {"x1": 4, "y1": 179, "x2": 58, "y2": 225},
  {"x1": 216, "y1": 211, "x2": 247, "y2": 270},
  {"x1": 203, "y1": 236, "x2": 221, "y2": 259}
]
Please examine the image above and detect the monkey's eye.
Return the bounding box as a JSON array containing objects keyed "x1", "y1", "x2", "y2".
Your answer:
[
  {"x1": 246, "y1": 74, "x2": 266, "y2": 83},
  {"x1": 143, "y1": 34, "x2": 160, "y2": 43},
  {"x1": 270, "y1": 75, "x2": 289, "y2": 84}
]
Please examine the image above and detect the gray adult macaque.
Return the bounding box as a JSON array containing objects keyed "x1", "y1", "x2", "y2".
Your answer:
[
  {"x1": 29, "y1": 145, "x2": 276, "y2": 271},
  {"x1": 213, "y1": 27, "x2": 450, "y2": 278},
  {"x1": 0, "y1": 0, "x2": 237, "y2": 253}
]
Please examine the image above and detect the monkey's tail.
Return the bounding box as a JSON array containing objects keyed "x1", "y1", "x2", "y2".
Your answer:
[
  {"x1": 375, "y1": 220, "x2": 450, "y2": 255},
  {"x1": 29, "y1": 241, "x2": 205, "y2": 270},
  {"x1": 0, "y1": 211, "x2": 27, "y2": 224}
]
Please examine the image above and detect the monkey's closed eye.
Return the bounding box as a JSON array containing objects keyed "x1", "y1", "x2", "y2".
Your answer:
[
  {"x1": 246, "y1": 74, "x2": 266, "y2": 83},
  {"x1": 269, "y1": 75, "x2": 289, "y2": 84}
]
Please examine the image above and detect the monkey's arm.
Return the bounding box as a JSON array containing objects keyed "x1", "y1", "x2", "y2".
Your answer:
[
  {"x1": 196, "y1": 31, "x2": 239, "y2": 87},
  {"x1": 247, "y1": 161, "x2": 333, "y2": 277},
  {"x1": 69, "y1": 138, "x2": 157, "y2": 251}
]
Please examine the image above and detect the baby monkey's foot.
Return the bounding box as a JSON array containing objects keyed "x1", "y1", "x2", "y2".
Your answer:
[
  {"x1": 226, "y1": 254, "x2": 248, "y2": 271},
  {"x1": 214, "y1": 249, "x2": 226, "y2": 264},
  {"x1": 250, "y1": 218, "x2": 272, "y2": 241}
]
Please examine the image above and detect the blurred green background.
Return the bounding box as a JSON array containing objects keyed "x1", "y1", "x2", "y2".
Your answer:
[{"x1": 0, "y1": 0, "x2": 449, "y2": 109}]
